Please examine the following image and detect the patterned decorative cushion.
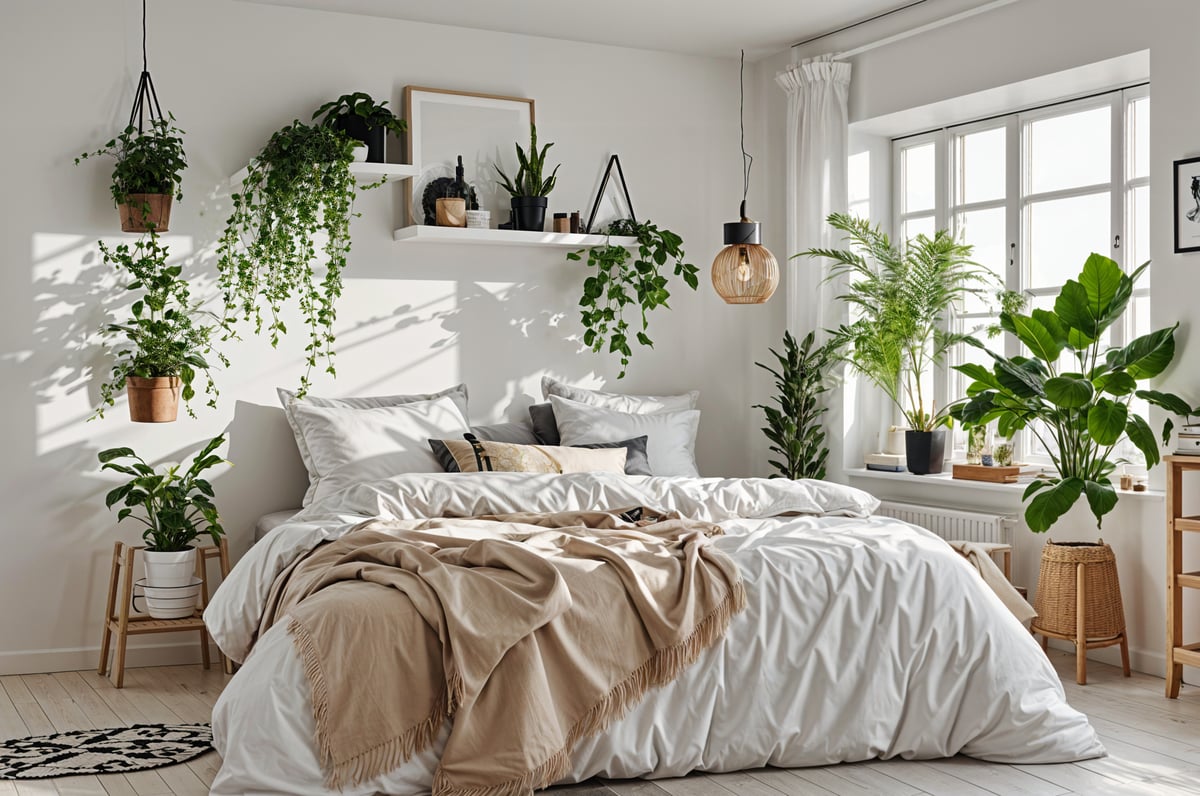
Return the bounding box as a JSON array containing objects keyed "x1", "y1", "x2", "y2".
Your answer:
[
  {"x1": 429, "y1": 434, "x2": 627, "y2": 474},
  {"x1": 430, "y1": 435, "x2": 651, "y2": 475}
]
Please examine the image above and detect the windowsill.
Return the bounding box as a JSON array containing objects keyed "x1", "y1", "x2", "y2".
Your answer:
[{"x1": 846, "y1": 467, "x2": 1165, "y2": 500}]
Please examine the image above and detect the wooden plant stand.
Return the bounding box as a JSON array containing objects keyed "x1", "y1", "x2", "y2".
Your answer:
[
  {"x1": 98, "y1": 539, "x2": 232, "y2": 688},
  {"x1": 1167, "y1": 456, "x2": 1200, "y2": 698}
]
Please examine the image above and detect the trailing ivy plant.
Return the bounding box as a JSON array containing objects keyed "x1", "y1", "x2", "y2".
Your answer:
[
  {"x1": 754, "y1": 331, "x2": 835, "y2": 480},
  {"x1": 217, "y1": 120, "x2": 384, "y2": 396},
  {"x1": 94, "y1": 232, "x2": 223, "y2": 419},
  {"x1": 76, "y1": 115, "x2": 187, "y2": 205},
  {"x1": 568, "y1": 218, "x2": 699, "y2": 378}
]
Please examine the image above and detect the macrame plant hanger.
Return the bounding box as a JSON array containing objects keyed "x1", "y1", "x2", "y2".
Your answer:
[
  {"x1": 128, "y1": 0, "x2": 165, "y2": 133},
  {"x1": 583, "y1": 155, "x2": 638, "y2": 234}
]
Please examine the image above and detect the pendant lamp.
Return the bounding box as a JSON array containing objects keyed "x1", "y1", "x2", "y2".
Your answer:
[{"x1": 712, "y1": 50, "x2": 779, "y2": 305}]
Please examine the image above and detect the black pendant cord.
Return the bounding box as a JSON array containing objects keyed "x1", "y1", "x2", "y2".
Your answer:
[
  {"x1": 127, "y1": 0, "x2": 164, "y2": 133},
  {"x1": 739, "y1": 48, "x2": 752, "y2": 220}
]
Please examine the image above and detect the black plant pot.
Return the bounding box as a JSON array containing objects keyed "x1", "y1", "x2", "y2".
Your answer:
[
  {"x1": 905, "y1": 429, "x2": 946, "y2": 475},
  {"x1": 511, "y1": 196, "x2": 548, "y2": 231},
  {"x1": 334, "y1": 115, "x2": 386, "y2": 163}
]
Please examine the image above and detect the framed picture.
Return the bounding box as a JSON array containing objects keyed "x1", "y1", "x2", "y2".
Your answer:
[
  {"x1": 1174, "y1": 155, "x2": 1200, "y2": 253},
  {"x1": 402, "y1": 87, "x2": 535, "y2": 226}
]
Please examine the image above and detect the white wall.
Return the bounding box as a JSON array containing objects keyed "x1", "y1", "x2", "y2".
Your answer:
[
  {"x1": 781, "y1": 0, "x2": 1200, "y2": 678},
  {"x1": 0, "y1": 0, "x2": 783, "y2": 673}
]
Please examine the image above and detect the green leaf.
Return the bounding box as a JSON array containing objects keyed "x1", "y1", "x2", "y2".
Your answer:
[
  {"x1": 1045, "y1": 375, "x2": 1094, "y2": 409},
  {"x1": 1111, "y1": 325, "x2": 1178, "y2": 380},
  {"x1": 1025, "y1": 477, "x2": 1085, "y2": 533},
  {"x1": 1094, "y1": 371, "x2": 1137, "y2": 396},
  {"x1": 1054, "y1": 279, "x2": 1099, "y2": 340},
  {"x1": 1087, "y1": 398, "x2": 1128, "y2": 446},
  {"x1": 1002, "y1": 312, "x2": 1063, "y2": 364},
  {"x1": 1135, "y1": 389, "x2": 1193, "y2": 417},
  {"x1": 98, "y1": 447, "x2": 136, "y2": 464},
  {"x1": 1077, "y1": 253, "x2": 1124, "y2": 323},
  {"x1": 1125, "y1": 414, "x2": 1161, "y2": 468},
  {"x1": 1082, "y1": 480, "x2": 1119, "y2": 528}
]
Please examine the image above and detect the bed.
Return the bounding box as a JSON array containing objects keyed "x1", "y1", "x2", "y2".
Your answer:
[{"x1": 204, "y1": 471, "x2": 1102, "y2": 796}]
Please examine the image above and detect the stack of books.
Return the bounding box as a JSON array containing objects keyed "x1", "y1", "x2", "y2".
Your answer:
[
  {"x1": 1177, "y1": 424, "x2": 1200, "y2": 456},
  {"x1": 864, "y1": 452, "x2": 906, "y2": 472}
]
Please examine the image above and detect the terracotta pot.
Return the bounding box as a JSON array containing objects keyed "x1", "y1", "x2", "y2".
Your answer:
[
  {"x1": 436, "y1": 197, "x2": 467, "y2": 227},
  {"x1": 126, "y1": 375, "x2": 181, "y2": 423},
  {"x1": 119, "y1": 193, "x2": 173, "y2": 233}
]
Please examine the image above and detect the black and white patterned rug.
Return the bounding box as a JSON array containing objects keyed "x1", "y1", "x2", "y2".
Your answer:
[{"x1": 0, "y1": 723, "x2": 212, "y2": 779}]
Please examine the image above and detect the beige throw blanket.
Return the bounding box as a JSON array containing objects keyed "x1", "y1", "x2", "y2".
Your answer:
[
  {"x1": 258, "y1": 508, "x2": 746, "y2": 795},
  {"x1": 948, "y1": 541, "x2": 1037, "y2": 625}
]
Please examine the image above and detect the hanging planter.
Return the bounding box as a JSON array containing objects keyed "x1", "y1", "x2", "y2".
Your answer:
[
  {"x1": 125, "y1": 375, "x2": 182, "y2": 423},
  {"x1": 75, "y1": 0, "x2": 186, "y2": 233}
]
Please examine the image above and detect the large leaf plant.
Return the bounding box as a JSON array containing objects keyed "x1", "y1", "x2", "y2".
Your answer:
[
  {"x1": 799, "y1": 213, "x2": 1018, "y2": 431},
  {"x1": 951, "y1": 253, "x2": 1186, "y2": 532}
]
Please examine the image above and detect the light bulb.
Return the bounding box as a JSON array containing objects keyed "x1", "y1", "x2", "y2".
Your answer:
[{"x1": 736, "y1": 247, "x2": 752, "y2": 282}]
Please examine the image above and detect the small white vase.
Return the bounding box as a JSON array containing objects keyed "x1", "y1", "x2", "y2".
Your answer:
[
  {"x1": 143, "y1": 548, "x2": 197, "y2": 588},
  {"x1": 351, "y1": 143, "x2": 368, "y2": 162},
  {"x1": 465, "y1": 209, "x2": 490, "y2": 229},
  {"x1": 884, "y1": 428, "x2": 908, "y2": 455}
]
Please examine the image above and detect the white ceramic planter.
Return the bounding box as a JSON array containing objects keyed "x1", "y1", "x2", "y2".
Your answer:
[
  {"x1": 351, "y1": 143, "x2": 369, "y2": 162},
  {"x1": 465, "y1": 209, "x2": 490, "y2": 229},
  {"x1": 134, "y1": 577, "x2": 202, "y2": 619},
  {"x1": 143, "y1": 548, "x2": 197, "y2": 588}
]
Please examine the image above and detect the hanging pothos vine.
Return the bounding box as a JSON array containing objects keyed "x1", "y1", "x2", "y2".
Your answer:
[
  {"x1": 568, "y1": 218, "x2": 699, "y2": 378},
  {"x1": 217, "y1": 120, "x2": 386, "y2": 396}
]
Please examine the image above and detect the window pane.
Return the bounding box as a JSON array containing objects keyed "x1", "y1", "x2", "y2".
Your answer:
[
  {"x1": 1128, "y1": 97, "x2": 1149, "y2": 180},
  {"x1": 1028, "y1": 106, "x2": 1111, "y2": 193},
  {"x1": 1028, "y1": 192, "x2": 1111, "y2": 288},
  {"x1": 902, "y1": 215, "x2": 935, "y2": 245},
  {"x1": 903, "y1": 143, "x2": 936, "y2": 213},
  {"x1": 955, "y1": 207, "x2": 1006, "y2": 313},
  {"x1": 1131, "y1": 294, "x2": 1150, "y2": 340},
  {"x1": 957, "y1": 127, "x2": 1006, "y2": 204},
  {"x1": 1129, "y1": 183, "x2": 1150, "y2": 274}
]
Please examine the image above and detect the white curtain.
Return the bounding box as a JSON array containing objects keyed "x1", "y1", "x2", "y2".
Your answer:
[{"x1": 775, "y1": 56, "x2": 851, "y2": 342}]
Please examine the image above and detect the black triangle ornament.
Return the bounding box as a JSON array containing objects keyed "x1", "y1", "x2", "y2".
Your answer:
[{"x1": 583, "y1": 155, "x2": 638, "y2": 234}]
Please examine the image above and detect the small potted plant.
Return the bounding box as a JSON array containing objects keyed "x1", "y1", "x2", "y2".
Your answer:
[
  {"x1": 94, "y1": 232, "x2": 222, "y2": 422},
  {"x1": 99, "y1": 435, "x2": 227, "y2": 619},
  {"x1": 312, "y1": 92, "x2": 407, "y2": 163},
  {"x1": 495, "y1": 124, "x2": 560, "y2": 231},
  {"x1": 76, "y1": 115, "x2": 186, "y2": 233}
]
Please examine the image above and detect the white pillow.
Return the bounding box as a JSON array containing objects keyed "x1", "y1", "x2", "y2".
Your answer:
[
  {"x1": 549, "y1": 395, "x2": 700, "y2": 477},
  {"x1": 541, "y1": 376, "x2": 698, "y2": 414},
  {"x1": 289, "y1": 395, "x2": 470, "y2": 505},
  {"x1": 278, "y1": 384, "x2": 469, "y2": 491}
]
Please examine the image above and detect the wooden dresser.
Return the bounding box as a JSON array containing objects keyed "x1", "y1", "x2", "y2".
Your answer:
[{"x1": 1166, "y1": 455, "x2": 1200, "y2": 698}]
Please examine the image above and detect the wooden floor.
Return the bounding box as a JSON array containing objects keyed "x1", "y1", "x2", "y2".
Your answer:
[{"x1": 1, "y1": 652, "x2": 1197, "y2": 795}]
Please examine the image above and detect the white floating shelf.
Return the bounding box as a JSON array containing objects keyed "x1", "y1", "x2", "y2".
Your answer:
[
  {"x1": 393, "y1": 225, "x2": 637, "y2": 248},
  {"x1": 228, "y1": 161, "x2": 419, "y2": 185}
]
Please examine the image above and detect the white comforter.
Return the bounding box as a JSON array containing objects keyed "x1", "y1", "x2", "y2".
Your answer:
[{"x1": 205, "y1": 474, "x2": 1102, "y2": 796}]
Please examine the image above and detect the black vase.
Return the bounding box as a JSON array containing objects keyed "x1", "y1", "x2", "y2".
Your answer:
[
  {"x1": 905, "y1": 429, "x2": 946, "y2": 475},
  {"x1": 511, "y1": 196, "x2": 548, "y2": 231},
  {"x1": 334, "y1": 115, "x2": 386, "y2": 163}
]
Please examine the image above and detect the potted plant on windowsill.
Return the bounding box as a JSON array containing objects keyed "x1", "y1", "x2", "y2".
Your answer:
[
  {"x1": 76, "y1": 115, "x2": 186, "y2": 233},
  {"x1": 99, "y1": 435, "x2": 227, "y2": 619},
  {"x1": 495, "y1": 124, "x2": 560, "y2": 232},
  {"x1": 94, "y1": 232, "x2": 222, "y2": 422},
  {"x1": 311, "y1": 92, "x2": 407, "y2": 163},
  {"x1": 799, "y1": 213, "x2": 1018, "y2": 474}
]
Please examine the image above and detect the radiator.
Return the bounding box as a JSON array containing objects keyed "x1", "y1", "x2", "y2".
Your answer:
[{"x1": 877, "y1": 501, "x2": 1016, "y2": 545}]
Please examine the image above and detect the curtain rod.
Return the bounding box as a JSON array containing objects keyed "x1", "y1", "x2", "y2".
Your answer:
[{"x1": 791, "y1": 0, "x2": 928, "y2": 49}]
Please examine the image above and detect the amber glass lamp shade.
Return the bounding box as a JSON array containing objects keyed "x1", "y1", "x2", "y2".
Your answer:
[{"x1": 711, "y1": 217, "x2": 779, "y2": 304}]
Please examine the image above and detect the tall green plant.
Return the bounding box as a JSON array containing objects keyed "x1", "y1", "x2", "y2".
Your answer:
[
  {"x1": 94, "y1": 232, "x2": 222, "y2": 419},
  {"x1": 568, "y1": 218, "x2": 699, "y2": 378},
  {"x1": 217, "y1": 120, "x2": 383, "y2": 397},
  {"x1": 798, "y1": 213, "x2": 1017, "y2": 431},
  {"x1": 494, "y1": 124, "x2": 560, "y2": 197},
  {"x1": 754, "y1": 331, "x2": 834, "y2": 480},
  {"x1": 952, "y1": 254, "x2": 1186, "y2": 532}
]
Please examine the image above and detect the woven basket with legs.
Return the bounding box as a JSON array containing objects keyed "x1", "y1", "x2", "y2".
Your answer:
[{"x1": 1030, "y1": 539, "x2": 1130, "y2": 684}]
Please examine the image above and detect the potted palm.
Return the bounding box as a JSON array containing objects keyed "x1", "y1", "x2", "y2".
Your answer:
[
  {"x1": 311, "y1": 92, "x2": 407, "y2": 163},
  {"x1": 951, "y1": 253, "x2": 1185, "y2": 532},
  {"x1": 76, "y1": 115, "x2": 186, "y2": 233},
  {"x1": 495, "y1": 124, "x2": 560, "y2": 231},
  {"x1": 799, "y1": 213, "x2": 1016, "y2": 474},
  {"x1": 99, "y1": 436, "x2": 227, "y2": 619},
  {"x1": 94, "y1": 232, "x2": 221, "y2": 422}
]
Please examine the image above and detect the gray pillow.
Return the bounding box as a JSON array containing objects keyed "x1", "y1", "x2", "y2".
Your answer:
[
  {"x1": 429, "y1": 435, "x2": 651, "y2": 476},
  {"x1": 528, "y1": 402, "x2": 560, "y2": 445},
  {"x1": 472, "y1": 419, "x2": 539, "y2": 445}
]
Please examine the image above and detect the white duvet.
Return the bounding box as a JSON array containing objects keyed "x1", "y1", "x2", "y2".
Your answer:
[{"x1": 205, "y1": 473, "x2": 1102, "y2": 796}]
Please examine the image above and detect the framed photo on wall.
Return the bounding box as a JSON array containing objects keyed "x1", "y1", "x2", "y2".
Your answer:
[{"x1": 1174, "y1": 155, "x2": 1200, "y2": 253}]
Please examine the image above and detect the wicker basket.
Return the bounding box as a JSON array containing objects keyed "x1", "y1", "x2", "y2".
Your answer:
[{"x1": 1032, "y1": 540, "x2": 1125, "y2": 640}]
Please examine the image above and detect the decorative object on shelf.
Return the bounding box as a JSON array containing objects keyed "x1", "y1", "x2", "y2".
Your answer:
[
  {"x1": 582, "y1": 155, "x2": 636, "y2": 234},
  {"x1": 994, "y1": 438, "x2": 1014, "y2": 467},
  {"x1": 75, "y1": 0, "x2": 185, "y2": 233},
  {"x1": 495, "y1": 124, "x2": 559, "y2": 232},
  {"x1": 218, "y1": 120, "x2": 383, "y2": 397},
  {"x1": 435, "y1": 155, "x2": 472, "y2": 227},
  {"x1": 883, "y1": 426, "x2": 906, "y2": 455},
  {"x1": 952, "y1": 463, "x2": 1020, "y2": 484},
  {"x1": 312, "y1": 92, "x2": 407, "y2": 164},
  {"x1": 1173, "y1": 155, "x2": 1200, "y2": 253},
  {"x1": 966, "y1": 425, "x2": 986, "y2": 465},
  {"x1": 1030, "y1": 540, "x2": 1129, "y2": 685},
  {"x1": 404, "y1": 87, "x2": 535, "y2": 228},
  {"x1": 568, "y1": 218, "x2": 699, "y2": 378},
  {"x1": 754, "y1": 331, "x2": 834, "y2": 480},
  {"x1": 951, "y1": 253, "x2": 1187, "y2": 533},
  {"x1": 465, "y1": 208, "x2": 490, "y2": 229},
  {"x1": 98, "y1": 435, "x2": 227, "y2": 619},
  {"x1": 802, "y1": 213, "x2": 1019, "y2": 476},
  {"x1": 1119, "y1": 468, "x2": 1133, "y2": 490},
  {"x1": 351, "y1": 143, "x2": 368, "y2": 162},
  {"x1": 864, "y1": 452, "x2": 906, "y2": 472},
  {"x1": 553, "y1": 212, "x2": 570, "y2": 233},
  {"x1": 712, "y1": 50, "x2": 778, "y2": 305},
  {"x1": 93, "y1": 232, "x2": 221, "y2": 422},
  {"x1": 1177, "y1": 421, "x2": 1200, "y2": 455}
]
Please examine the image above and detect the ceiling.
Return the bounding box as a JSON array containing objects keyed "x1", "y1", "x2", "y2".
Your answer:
[{"x1": 240, "y1": 0, "x2": 930, "y2": 58}]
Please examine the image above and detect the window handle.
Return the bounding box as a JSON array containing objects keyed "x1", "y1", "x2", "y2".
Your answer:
[
  {"x1": 1010, "y1": 242, "x2": 1016, "y2": 267},
  {"x1": 1114, "y1": 234, "x2": 1121, "y2": 250}
]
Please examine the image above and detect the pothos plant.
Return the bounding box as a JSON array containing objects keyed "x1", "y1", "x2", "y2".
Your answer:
[
  {"x1": 312, "y1": 92, "x2": 408, "y2": 137},
  {"x1": 94, "y1": 232, "x2": 223, "y2": 419},
  {"x1": 567, "y1": 218, "x2": 699, "y2": 378},
  {"x1": 217, "y1": 120, "x2": 386, "y2": 396},
  {"x1": 76, "y1": 115, "x2": 187, "y2": 205}
]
